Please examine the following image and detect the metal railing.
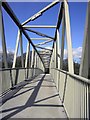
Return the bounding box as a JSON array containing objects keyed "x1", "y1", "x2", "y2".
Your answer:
[
  {"x1": 50, "y1": 68, "x2": 90, "y2": 118},
  {"x1": 0, "y1": 67, "x2": 44, "y2": 95}
]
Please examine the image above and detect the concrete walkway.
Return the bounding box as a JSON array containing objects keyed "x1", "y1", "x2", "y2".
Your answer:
[{"x1": 1, "y1": 74, "x2": 67, "y2": 119}]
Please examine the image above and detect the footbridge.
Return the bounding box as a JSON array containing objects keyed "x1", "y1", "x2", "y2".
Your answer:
[{"x1": 0, "y1": 0, "x2": 90, "y2": 119}]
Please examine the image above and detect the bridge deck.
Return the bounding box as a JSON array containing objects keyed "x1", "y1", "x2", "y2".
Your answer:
[{"x1": 1, "y1": 74, "x2": 67, "y2": 119}]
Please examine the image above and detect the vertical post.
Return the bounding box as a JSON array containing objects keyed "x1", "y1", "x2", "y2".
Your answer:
[
  {"x1": 60, "y1": 12, "x2": 65, "y2": 69},
  {"x1": 29, "y1": 44, "x2": 31, "y2": 68},
  {"x1": 34, "y1": 52, "x2": 37, "y2": 68},
  {"x1": 64, "y1": 0, "x2": 74, "y2": 74},
  {"x1": 79, "y1": 2, "x2": 90, "y2": 79},
  {"x1": 31, "y1": 48, "x2": 35, "y2": 68},
  {"x1": 52, "y1": 49, "x2": 54, "y2": 68},
  {"x1": 39, "y1": 58, "x2": 41, "y2": 68},
  {"x1": 56, "y1": 29, "x2": 60, "y2": 69},
  {"x1": 56, "y1": 29, "x2": 60, "y2": 90},
  {"x1": 25, "y1": 42, "x2": 30, "y2": 79},
  {"x1": 54, "y1": 40, "x2": 58, "y2": 68},
  {"x1": 38, "y1": 57, "x2": 40, "y2": 68},
  {"x1": 0, "y1": 5, "x2": 8, "y2": 68},
  {"x1": 12, "y1": 30, "x2": 20, "y2": 68},
  {"x1": 25, "y1": 41, "x2": 30, "y2": 68},
  {"x1": 36, "y1": 53, "x2": 37, "y2": 68},
  {"x1": 79, "y1": 3, "x2": 90, "y2": 119},
  {"x1": 36, "y1": 55, "x2": 38, "y2": 68},
  {"x1": 19, "y1": 30, "x2": 24, "y2": 68}
]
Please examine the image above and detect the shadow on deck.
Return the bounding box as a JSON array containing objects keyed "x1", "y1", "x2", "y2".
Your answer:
[{"x1": 0, "y1": 74, "x2": 67, "y2": 119}]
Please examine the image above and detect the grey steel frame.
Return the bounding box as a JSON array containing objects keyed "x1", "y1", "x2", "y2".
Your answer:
[{"x1": 1, "y1": 0, "x2": 90, "y2": 119}]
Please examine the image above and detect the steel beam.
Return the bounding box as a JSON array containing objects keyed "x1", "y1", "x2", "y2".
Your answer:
[
  {"x1": 12, "y1": 30, "x2": 20, "y2": 68},
  {"x1": 54, "y1": 2, "x2": 64, "y2": 40},
  {"x1": 50, "y1": 2, "x2": 64, "y2": 65},
  {"x1": 43, "y1": 58, "x2": 50, "y2": 60},
  {"x1": 2, "y1": 2, "x2": 45, "y2": 68},
  {"x1": 36, "y1": 46, "x2": 52, "y2": 51},
  {"x1": 79, "y1": 2, "x2": 90, "y2": 79},
  {"x1": 35, "y1": 39, "x2": 53, "y2": 46},
  {"x1": 31, "y1": 48, "x2": 35, "y2": 68},
  {"x1": 30, "y1": 38, "x2": 53, "y2": 40},
  {"x1": 56, "y1": 2, "x2": 64, "y2": 30},
  {"x1": 25, "y1": 28, "x2": 54, "y2": 40},
  {"x1": 42, "y1": 56, "x2": 50, "y2": 58},
  {"x1": 40, "y1": 50, "x2": 52, "y2": 53},
  {"x1": 23, "y1": 25, "x2": 57, "y2": 28},
  {"x1": 25, "y1": 42, "x2": 30, "y2": 68},
  {"x1": 60, "y1": 11, "x2": 65, "y2": 69},
  {"x1": 54, "y1": 40, "x2": 58, "y2": 68},
  {"x1": 19, "y1": 30, "x2": 24, "y2": 68},
  {"x1": 34, "y1": 52, "x2": 37, "y2": 68},
  {"x1": 64, "y1": 0, "x2": 74, "y2": 74},
  {"x1": 22, "y1": 0, "x2": 60, "y2": 26},
  {"x1": 0, "y1": 5, "x2": 8, "y2": 68},
  {"x1": 40, "y1": 56, "x2": 51, "y2": 58},
  {"x1": 56, "y1": 29, "x2": 60, "y2": 69},
  {"x1": 44, "y1": 63, "x2": 49, "y2": 64}
]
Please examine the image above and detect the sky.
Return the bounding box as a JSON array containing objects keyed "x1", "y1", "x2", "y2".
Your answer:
[{"x1": 1, "y1": 1, "x2": 87, "y2": 62}]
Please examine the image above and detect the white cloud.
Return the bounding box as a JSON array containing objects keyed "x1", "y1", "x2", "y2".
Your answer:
[
  {"x1": 7, "y1": 48, "x2": 14, "y2": 54},
  {"x1": 64, "y1": 47, "x2": 82, "y2": 61},
  {"x1": 0, "y1": 48, "x2": 14, "y2": 54},
  {"x1": 43, "y1": 46, "x2": 82, "y2": 62},
  {"x1": 45, "y1": 46, "x2": 52, "y2": 50},
  {"x1": 73, "y1": 47, "x2": 82, "y2": 59}
]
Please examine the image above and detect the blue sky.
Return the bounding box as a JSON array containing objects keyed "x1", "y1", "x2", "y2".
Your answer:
[{"x1": 1, "y1": 2, "x2": 87, "y2": 61}]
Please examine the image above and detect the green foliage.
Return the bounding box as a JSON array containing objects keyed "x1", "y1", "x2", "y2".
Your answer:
[
  {"x1": 62, "y1": 59, "x2": 80, "y2": 75},
  {"x1": 1, "y1": 56, "x2": 90, "y2": 79}
]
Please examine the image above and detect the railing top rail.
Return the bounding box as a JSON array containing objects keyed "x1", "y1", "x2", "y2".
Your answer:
[
  {"x1": 51, "y1": 68, "x2": 90, "y2": 85},
  {"x1": 0, "y1": 67, "x2": 41, "y2": 71}
]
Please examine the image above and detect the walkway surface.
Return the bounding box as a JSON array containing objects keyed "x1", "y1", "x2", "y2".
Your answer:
[{"x1": 1, "y1": 74, "x2": 67, "y2": 119}]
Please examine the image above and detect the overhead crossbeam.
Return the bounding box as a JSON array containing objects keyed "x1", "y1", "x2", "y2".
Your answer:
[
  {"x1": 42, "y1": 56, "x2": 50, "y2": 58},
  {"x1": 25, "y1": 28, "x2": 54, "y2": 40},
  {"x1": 23, "y1": 25, "x2": 57, "y2": 28},
  {"x1": 2, "y1": 2, "x2": 45, "y2": 68},
  {"x1": 41, "y1": 57, "x2": 50, "y2": 60},
  {"x1": 35, "y1": 39, "x2": 53, "y2": 46},
  {"x1": 30, "y1": 38, "x2": 53, "y2": 40},
  {"x1": 40, "y1": 53, "x2": 51, "y2": 55},
  {"x1": 22, "y1": 0, "x2": 60, "y2": 26},
  {"x1": 36, "y1": 46, "x2": 52, "y2": 51},
  {"x1": 40, "y1": 51, "x2": 52, "y2": 55},
  {"x1": 44, "y1": 61, "x2": 49, "y2": 63}
]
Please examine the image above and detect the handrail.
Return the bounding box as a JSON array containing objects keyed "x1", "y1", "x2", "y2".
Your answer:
[
  {"x1": 0, "y1": 67, "x2": 42, "y2": 71},
  {"x1": 51, "y1": 68, "x2": 90, "y2": 85}
]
